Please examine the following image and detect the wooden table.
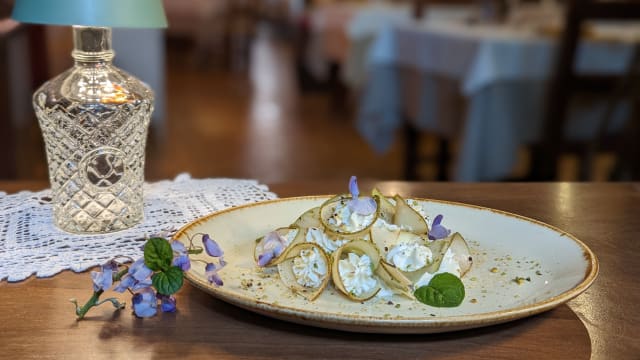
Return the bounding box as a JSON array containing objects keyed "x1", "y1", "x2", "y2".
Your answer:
[{"x1": 1, "y1": 181, "x2": 638, "y2": 359}]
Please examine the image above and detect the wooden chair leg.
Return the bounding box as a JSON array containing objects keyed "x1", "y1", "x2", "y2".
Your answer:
[
  {"x1": 328, "y1": 61, "x2": 347, "y2": 114},
  {"x1": 437, "y1": 138, "x2": 450, "y2": 181}
]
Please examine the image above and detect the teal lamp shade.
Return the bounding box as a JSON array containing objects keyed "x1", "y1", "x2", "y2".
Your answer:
[{"x1": 11, "y1": 0, "x2": 167, "y2": 28}]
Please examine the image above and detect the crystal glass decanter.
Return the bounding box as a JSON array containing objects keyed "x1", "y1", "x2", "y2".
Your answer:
[{"x1": 34, "y1": 26, "x2": 153, "y2": 234}]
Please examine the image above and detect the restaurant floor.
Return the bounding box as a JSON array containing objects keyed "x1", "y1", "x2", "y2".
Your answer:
[{"x1": 13, "y1": 28, "x2": 614, "y2": 183}]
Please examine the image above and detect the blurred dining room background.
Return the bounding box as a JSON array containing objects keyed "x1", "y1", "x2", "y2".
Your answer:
[{"x1": 1, "y1": 0, "x2": 639, "y2": 183}]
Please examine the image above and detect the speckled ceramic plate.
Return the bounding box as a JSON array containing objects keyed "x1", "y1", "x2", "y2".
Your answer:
[{"x1": 175, "y1": 196, "x2": 598, "y2": 334}]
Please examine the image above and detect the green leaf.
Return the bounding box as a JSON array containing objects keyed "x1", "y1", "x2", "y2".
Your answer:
[
  {"x1": 414, "y1": 272, "x2": 465, "y2": 307},
  {"x1": 144, "y1": 238, "x2": 173, "y2": 271},
  {"x1": 152, "y1": 266, "x2": 184, "y2": 295}
]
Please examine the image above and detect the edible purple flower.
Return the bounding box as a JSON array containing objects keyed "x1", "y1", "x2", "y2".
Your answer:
[
  {"x1": 203, "y1": 234, "x2": 224, "y2": 257},
  {"x1": 159, "y1": 294, "x2": 177, "y2": 313},
  {"x1": 132, "y1": 288, "x2": 157, "y2": 318},
  {"x1": 129, "y1": 258, "x2": 153, "y2": 281},
  {"x1": 131, "y1": 278, "x2": 153, "y2": 292},
  {"x1": 205, "y1": 262, "x2": 224, "y2": 286},
  {"x1": 347, "y1": 176, "x2": 377, "y2": 215},
  {"x1": 113, "y1": 274, "x2": 135, "y2": 293},
  {"x1": 428, "y1": 214, "x2": 451, "y2": 240},
  {"x1": 257, "y1": 231, "x2": 286, "y2": 267},
  {"x1": 173, "y1": 254, "x2": 191, "y2": 271},
  {"x1": 170, "y1": 240, "x2": 187, "y2": 254},
  {"x1": 113, "y1": 274, "x2": 152, "y2": 293},
  {"x1": 90, "y1": 262, "x2": 116, "y2": 292}
]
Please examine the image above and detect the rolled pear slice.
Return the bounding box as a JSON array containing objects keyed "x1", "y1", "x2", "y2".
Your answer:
[
  {"x1": 376, "y1": 261, "x2": 414, "y2": 299},
  {"x1": 254, "y1": 227, "x2": 304, "y2": 266},
  {"x1": 277, "y1": 243, "x2": 330, "y2": 301},
  {"x1": 372, "y1": 188, "x2": 395, "y2": 224},
  {"x1": 424, "y1": 236, "x2": 454, "y2": 274},
  {"x1": 319, "y1": 194, "x2": 380, "y2": 238},
  {"x1": 392, "y1": 195, "x2": 429, "y2": 234},
  {"x1": 448, "y1": 232, "x2": 473, "y2": 277},
  {"x1": 370, "y1": 225, "x2": 401, "y2": 256},
  {"x1": 290, "y1": 206, "x2": 322, "y2": 229},
  {"x1": 420, "y1": 232, "x2": 472, "y2": 279},
  {"x1": 384, "y1": 230, "x2": 432, "y2": 270},
  {"x1": 331, "y1": 240, "x2": 381, "y2": 301}
]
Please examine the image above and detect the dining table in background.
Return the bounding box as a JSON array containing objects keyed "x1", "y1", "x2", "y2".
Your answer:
[
  {"x1": 0, "y1": 180, "x2": 638, "y2": 359},
  {"x1": 303, "y1": 1, "x2": 474, "y2": 88},
  {"x1": 357, "y1": 15, "x2": 640, "y2": 181}
]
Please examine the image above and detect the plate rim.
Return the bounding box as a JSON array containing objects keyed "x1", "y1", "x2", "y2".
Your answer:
[{"x1": 175, "y1": 195, "x2": 599, "y2": 332}]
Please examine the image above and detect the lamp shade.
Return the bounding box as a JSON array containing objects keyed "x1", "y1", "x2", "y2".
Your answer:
[{"x1": 11, "y1": 0, "x2": 167, "y2": 28}]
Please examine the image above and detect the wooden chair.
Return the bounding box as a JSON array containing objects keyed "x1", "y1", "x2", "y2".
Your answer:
[
  {"x1": 403, "y1": 0, "x2": 452, "y2": 180},
  {"x1": 531, "y1": 0, "x2": 640, "y2": 180}
]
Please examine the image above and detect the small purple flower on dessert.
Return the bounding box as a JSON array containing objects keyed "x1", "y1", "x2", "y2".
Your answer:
[
  {"x1": 129, "y1": 258, "x2": 153, "y2": 281},
  {"x1": 203, "y1": 234, "x2": 224, "y2": 257},
  {"x1": 205, "y1": 262, "x2": 224, "y2": 286},
  {"x1": 428, "y1": 214, "x2": 451, "y2": 240},
  {"x1": 159, "y1": 294, "x2": 177, "y2": 313},
  {"x1": 347, "y1": 176, "x2": 377, "y2": 215},
  {"x1": 257, "y1": 231, "x2": 286, "y2": 267},
  {"x1": 132, "y1": 288, "x2": 157, "y2": 318}
]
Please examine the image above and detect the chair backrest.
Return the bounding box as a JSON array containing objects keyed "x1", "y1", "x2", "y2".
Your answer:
[{"x1": 535, "y1": 0, "x2": 640, "y2": 180}]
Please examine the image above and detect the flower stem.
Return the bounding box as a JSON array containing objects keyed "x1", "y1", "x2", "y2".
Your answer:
[{"x1": 72, "y1": 290, "x2": 103, "y2": 321}]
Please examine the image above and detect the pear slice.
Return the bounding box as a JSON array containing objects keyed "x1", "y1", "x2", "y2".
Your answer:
[
  {"x1": 319, "y1": 194, "x2": 379, "y2": 238},
  {"x1": 331, "y1": 240, "x2": 381, "y2": 301},
  {"x1": 424, "y1": 236, "x2": 453, "y2": 274},
  {"x1": 392, "y1": 195, "x2": 429, "y2": 234},
  {"x1": 290, "y1": 206, "x2": 322, "y2": 229},
  {"x1": 254, "y1": 227, "x2": 304, "y2": 266},
  {"x1": 419, "y1": 232, "x2": 472, "y2": 280},
  {"x1": 376, "y1": 261, "x2": 414, "y2": 299},
  {"x1": 277, "y1": 243, "x2": 330, "y2": 301},
  {"x1": 448, "y1": 232, "x2": 473, "y2": 277},
  {"x1": 369, "y1": 225, "x2": 401, "y2": 256},
  {"x1": 372, "y1": 188, "x2": 395, "y2": 224}
]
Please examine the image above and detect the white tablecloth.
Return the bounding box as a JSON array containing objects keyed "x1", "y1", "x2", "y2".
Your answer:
[{"x1": 358, "y1": 20, "x2": 638, "y2": 181}]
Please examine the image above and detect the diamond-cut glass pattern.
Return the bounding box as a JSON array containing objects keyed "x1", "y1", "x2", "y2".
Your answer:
[{"x1": 34, "y1": 50, "x2": 153, "y2": 234}]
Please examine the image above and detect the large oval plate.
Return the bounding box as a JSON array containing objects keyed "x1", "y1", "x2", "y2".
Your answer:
[{"x1": 175, "y1": 196, "x2": 598, "y2": 333}]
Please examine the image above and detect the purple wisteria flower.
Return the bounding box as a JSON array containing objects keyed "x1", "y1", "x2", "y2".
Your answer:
[
  {"x1": 75, "y1": 232, "x2": 227, "y2": 321},
  {"x1": 173, "y1": 254, "x2": 191, "y2": 271},
  {"x1": 159, "y1": 294, "x2": 177, "y2": 313},
  {"x1": 257, "y1": 231, "x2": 286, "y2": 267},
  {"x1": 203, "y1": 234, "x2": 224, "y2": 257},
  {"x1": 205, "y1": 262, "x2": 224, "y2": 286},
  {"x1": 170, "y1": 240, "x2": 187, "y2": 254},
  {"x1": 428, "y1": 214, "x2": 451, "y2": 240},
  {"x1": 132, "y1": 288, "x2": 158, "y2": 318},
  {"x1": 347, "y1": 176, "x2": 377, "y2": 215},
  {"x1": 129, "y1": 258, "x2": 153, "y2": 281},
  {"x1": 113, "y1": 274, "x2": 153, "y2": 293},
  {"x1": 90, "y1": 261, "x2": 117, "y2": 292}
]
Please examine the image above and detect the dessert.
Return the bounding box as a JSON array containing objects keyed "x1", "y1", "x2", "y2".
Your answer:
[{"x1": 254, "y1": 176, "x2": 472, "y2": 307}]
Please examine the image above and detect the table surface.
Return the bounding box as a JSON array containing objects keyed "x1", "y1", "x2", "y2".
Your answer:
[{"x1": 1, "y1": 181, "x2": 638, "y2": 359}]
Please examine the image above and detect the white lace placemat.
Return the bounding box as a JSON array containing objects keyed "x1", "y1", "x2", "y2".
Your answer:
[{"x1": 0, "y1": 174, "x2": 278, "y2": 282}]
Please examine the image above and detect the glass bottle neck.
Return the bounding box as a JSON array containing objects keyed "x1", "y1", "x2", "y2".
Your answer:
[{"x1": 71, "y1": 26, "x2": 115, "y2": 65}]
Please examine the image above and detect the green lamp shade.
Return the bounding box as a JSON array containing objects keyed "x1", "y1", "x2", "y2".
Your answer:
[{"x1": 11, "y1": 0, "x2": 167, "y2": 28}]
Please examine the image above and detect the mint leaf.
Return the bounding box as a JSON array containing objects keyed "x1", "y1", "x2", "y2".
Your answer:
[
  {"x1": 414, "y1": 272, "x2": 465, "y2": 307},
  {"x1": 152, "y1": 266, "x2": 184, "y2": 295},
  {"x1": 144, "y1": 238, "x2": 173, "y2": 271}
]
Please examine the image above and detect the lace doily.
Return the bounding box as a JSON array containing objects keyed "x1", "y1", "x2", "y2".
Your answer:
[{"x1": 0, "y1": 174, "x2": 277, "y2": 282}]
